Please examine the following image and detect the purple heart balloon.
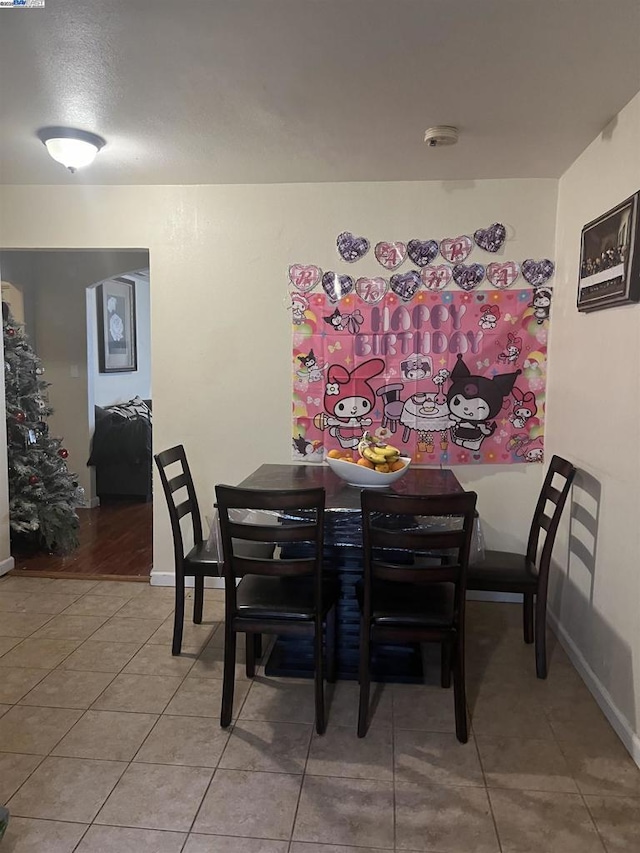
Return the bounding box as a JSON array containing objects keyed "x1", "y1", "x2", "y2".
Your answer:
[
  {"x1": 474, "y1": 223, "x2": 507, "y2": 253},
  {"x1": 452, "y1": 263, "x2": 485, "y2": 291},
  {"x1": 336, "y1": 231, "x2": 370, "y2": 263},
  {"x1": 390, "y1": 270, "x2": 421, "y2": 301},
  {"x1": 522, "y1": 258, "x2": 555, "y2": 286},
  {"x1": 407, "y1": 239, "x2": 439, "y2": 267},
  {"x1": 322, "y1": 271, "x2": 354, "y2": 302}
]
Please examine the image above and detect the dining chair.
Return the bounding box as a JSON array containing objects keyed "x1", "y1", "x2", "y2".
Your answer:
[
  {"x1": 467, "y1": 454, "x2": 576, "y2": 679},
  {"x1": 154, "y1": 445, "x2": 220, "y2": 655},
  {"x1": 215, "y1": 484, "x2": 339, "y2": 734},
  {"x1": 358, "y1": 489, "x2": 478, "y2": 741}
]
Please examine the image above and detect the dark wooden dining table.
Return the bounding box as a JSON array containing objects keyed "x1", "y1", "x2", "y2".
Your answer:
[{"x1": 239, "y1": 463, "x2": 463, "y2": 682}]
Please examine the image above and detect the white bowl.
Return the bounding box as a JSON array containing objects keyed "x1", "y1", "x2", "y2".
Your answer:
[{"x1": 325, "y1": 455, "x2": 412, "y2": 488}]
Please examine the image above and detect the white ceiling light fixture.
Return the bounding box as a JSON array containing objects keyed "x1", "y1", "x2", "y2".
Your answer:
[
  {"x1": 37, "y1": 127, "x2": 106, "y2": 173},
  {"x1": 424, "y1": 126, "x2": 459, "y2": 148}
]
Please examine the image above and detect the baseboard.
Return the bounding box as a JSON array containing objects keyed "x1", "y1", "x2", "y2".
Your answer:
[
  {"x1": 547, "y1": 607, "x2": 640, "y2": 768},
  {"x1": 150, "y1": 570, "x2": 224, "y2": 589},
  {"x1": 0, "y1": 556, "x2": 15, "y2": 578}
]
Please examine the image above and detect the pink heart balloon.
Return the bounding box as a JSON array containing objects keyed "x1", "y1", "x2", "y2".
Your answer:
[
  {"x1": 440, "y1": 235, "x2": 473, "y2": 264},
  {"x1": 288, "y1": 264, "x2": 322, "y2": 293},
  {"x1": 374, "y1": 241, "x2": 407, "y2": 270},
  {"x1": 487, "y1": 261, "x2": 520, "y2": 290},
  {"x1": 420, "y1": 265, "x2": 452, "y2": 292},
  {"x1": 355, "y1": 276, "x2": 389, "y2": 305}
]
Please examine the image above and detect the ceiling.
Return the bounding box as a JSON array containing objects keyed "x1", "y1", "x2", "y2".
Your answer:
[{"x1": 1, "y1": 0, "x2": 639, "y2": 185}]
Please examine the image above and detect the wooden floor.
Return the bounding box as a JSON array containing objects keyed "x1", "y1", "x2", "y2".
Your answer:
[{"x1": 9, "y1": 500, "x2": 153, "y2": 581}]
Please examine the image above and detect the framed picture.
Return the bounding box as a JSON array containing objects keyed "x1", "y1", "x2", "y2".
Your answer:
[
  {"x1": 97, "y1": 278, "x2": 137, "y2": 372},
  {"x1": 577, "y1": 191, "x2": 640, "y2": 312}
]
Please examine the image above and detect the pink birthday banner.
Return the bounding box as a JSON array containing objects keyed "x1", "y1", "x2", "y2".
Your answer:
[{"x1": 292, "y1": 289, "x2": 547, "y2": 465}]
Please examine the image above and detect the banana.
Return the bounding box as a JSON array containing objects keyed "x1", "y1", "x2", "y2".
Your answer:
[
  {"x1": 379, "y1": 444, "x2": 400, "y2": 459},
  {"x1": 363, "y1": 447, "x2": 387, "y2": 465}
]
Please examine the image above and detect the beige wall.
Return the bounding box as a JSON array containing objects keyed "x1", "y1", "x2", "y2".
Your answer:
[
  {"x1": 547, "y1": 91, "x2": 640, "y2": 752},
  {"x1": 0, "y1": 179, "x2": 557, "y2": 579}
]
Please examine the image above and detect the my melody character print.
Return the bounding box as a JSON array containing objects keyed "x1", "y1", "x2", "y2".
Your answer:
[
  {"x1": 447, "y1": 354, "x2": 521, "y2": 451},
  {"x1": 321, "y1": 358, "x2": 385, "y2": 449}
]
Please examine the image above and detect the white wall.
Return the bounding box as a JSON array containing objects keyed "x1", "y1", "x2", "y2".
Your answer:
[
  {"x1": 89, "y1": 275, "x2": 152, "y2": 408},
  {"x1": 547, "y1": 91, "x2": 640, "y2": 754},
  {"x1": 0, "y1": 180, "x2": 557, "y2": 582}
]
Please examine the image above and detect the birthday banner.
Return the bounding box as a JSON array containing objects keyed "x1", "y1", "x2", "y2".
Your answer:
[{"x1": 292, "y1": 289, "x2": 547, "y2": 465}]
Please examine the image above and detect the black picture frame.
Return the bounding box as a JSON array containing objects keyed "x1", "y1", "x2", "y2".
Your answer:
[
  {"x1": 577, "y1": 191, "x2": 640, "y2": 312},
  {"x1": 97, "y1": 278, "x2": 137, "y2": 372}
]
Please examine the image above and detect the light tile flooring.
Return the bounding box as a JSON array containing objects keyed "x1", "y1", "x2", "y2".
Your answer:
[{"x1": 1, "y1": 575, "x2": 639, "y2": 852}]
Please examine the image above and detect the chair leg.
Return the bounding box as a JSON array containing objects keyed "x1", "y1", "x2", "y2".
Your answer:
[
  {"x1": 453, "y1": 635, "x2": 468, "y2": 743},
  {"x1": 314, "y1": 621, "x2": 326, "y2": 736},
  {"x1": 220, "y1": 623, "x2": 237, "y2": 728},
  {"x1": 254, "y1": 633, "x2": 262, "y2": 659},
  {"x1": 441, "y1": 642, "x2": 452, "y2": 689},
  {"x1": 193, "y1": 576, "x2": 204, "y2": 625},
  {"x1": 326, "y1": 605, "x2": 337, "y2": 684},
  {"x1": 245, "y1": 632, "x2": 256, "y2": 679},
  {"x1": 535, "y1": 594, "x2": 548, "y2": 679},
  {"x1": 357, "y1": 619, "x2": 371, "y2": 738},
  {"x1": 172, "y1": 572, "x2": 185, "y2": 656},
  {"x1": 523, "y1": 593, "x2": 534, "y2": 644}
]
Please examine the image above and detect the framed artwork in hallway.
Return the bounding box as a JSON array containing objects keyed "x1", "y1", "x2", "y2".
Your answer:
[
  {"x1": 577, "y1": 190, "x2": 640, "y2": 312},
  {"x1": 97, "y1": 278, "x2": 137, "y2": 372}
]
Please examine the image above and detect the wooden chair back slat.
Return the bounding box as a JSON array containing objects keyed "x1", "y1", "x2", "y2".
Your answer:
[
  {"x1": 526, "y1": 455, "x2": 577, "y2": 572},
  {"x1": 362, "y1": 491, "x2": 477, "y2": 588},
  {"x1": 227, "y1": 520, "x2": 318, "y2": 544},
  {"x1": 154, "y1": 445, "x2": 204, "y2": 564},
  {"x1": 231, "y1": 555, "x2": 316, "y2": 578},
  {"x1": 215, "y1": 485, "x2": 326, "y2": 607}
]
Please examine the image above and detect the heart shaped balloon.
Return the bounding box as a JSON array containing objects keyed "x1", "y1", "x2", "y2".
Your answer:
[
  {"x1": 440, "y1": 235, "x2": 473, "y2": 263},
  {"x1": 420, "y1": 265, "x2": 453, "y2": 291},
  {"x1": 322, "y1": 271, "x2": 354, "y2": 302},
  {"x1": 390, "y1": 270, "x2": 421, "y2": 301},
  {"x1": 452, "y1": 263, "x2": 485, "y2": 291},
  {"x1": 355, "y1": 276, "x2": 388, "y2": 305},
  {"x1": 522, "y1": 259, "x2": 555, "y2": 286},
  {"x1": 336, "y1": 231, "x2": 370, "y2": 263},
  {"x1": 374, "y1": 241, "x2": 406, "y2": 270},
  {"x1": 407, "y1": 239, "x2": 439, "y2": 267},
  {"x1": 474, "y1": 223, "x2": 507, "y2": 253},
  {"x1": 486, "y1": 261, "x2": 520, "y2": 289},
  {"x1": 288, "y1": 264, "x2": 322, "y2": 293}
]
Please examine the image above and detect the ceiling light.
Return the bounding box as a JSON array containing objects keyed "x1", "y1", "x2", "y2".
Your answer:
[
  {"x1": 37, "y1": 127, "x2": 106, "y2": 173},
  {"x1": 424, "y1": 126, "x2": 459, "y2": 148}
]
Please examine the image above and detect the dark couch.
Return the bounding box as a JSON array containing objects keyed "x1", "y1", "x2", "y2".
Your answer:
[{"x1": 88, "y1": 399, "x2": 152, "y2": 501}]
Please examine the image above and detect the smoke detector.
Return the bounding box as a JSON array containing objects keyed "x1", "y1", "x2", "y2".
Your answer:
[{"x1": 424, "y1": 126, "x2": 459, "y2": 148}]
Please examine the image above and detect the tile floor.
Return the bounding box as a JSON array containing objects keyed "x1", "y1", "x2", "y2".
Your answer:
[{"x1": 1, "y1": 574, "x2": 639, "y2": 852}]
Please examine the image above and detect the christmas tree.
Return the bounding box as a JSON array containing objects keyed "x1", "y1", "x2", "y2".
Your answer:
[{"x1": 3, "y1": 303, "x2": 81, "y2": 554}]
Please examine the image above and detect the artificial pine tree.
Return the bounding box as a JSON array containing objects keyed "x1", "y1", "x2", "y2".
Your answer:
[{"x1": 3, "y1": 303, "x2": 81, "y2": 554}]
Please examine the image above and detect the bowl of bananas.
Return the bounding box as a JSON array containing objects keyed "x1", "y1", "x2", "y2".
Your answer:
[{"x1": 325, "y1": 433, "x2": 411, "y2": 488}]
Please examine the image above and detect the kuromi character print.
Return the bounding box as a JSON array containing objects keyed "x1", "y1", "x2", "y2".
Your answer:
[
  {"x1": 497, "y1": 333, "x2": 522, "y2": 365},
  {"x1": 479, "y1": 305, "x2": 500, "y2": 331},
  {"x1": 447, "y1": 355, "x2": 521, "y2": 451},
  {"x1": 296, "y1": 349, "x2": 324, "y2": 383},
  {"x1": 529, "y1": 286, "x2": 552, "y2": 324},
  {"x1": 322, "y1": 358, "x2": 385, "y2": 448},
  {"x1": 323, "y1": 307, "x2": 364, "y2": 335},
  {"x1": 510, "y1": 387, "x2": 537, "y2": 430}
]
